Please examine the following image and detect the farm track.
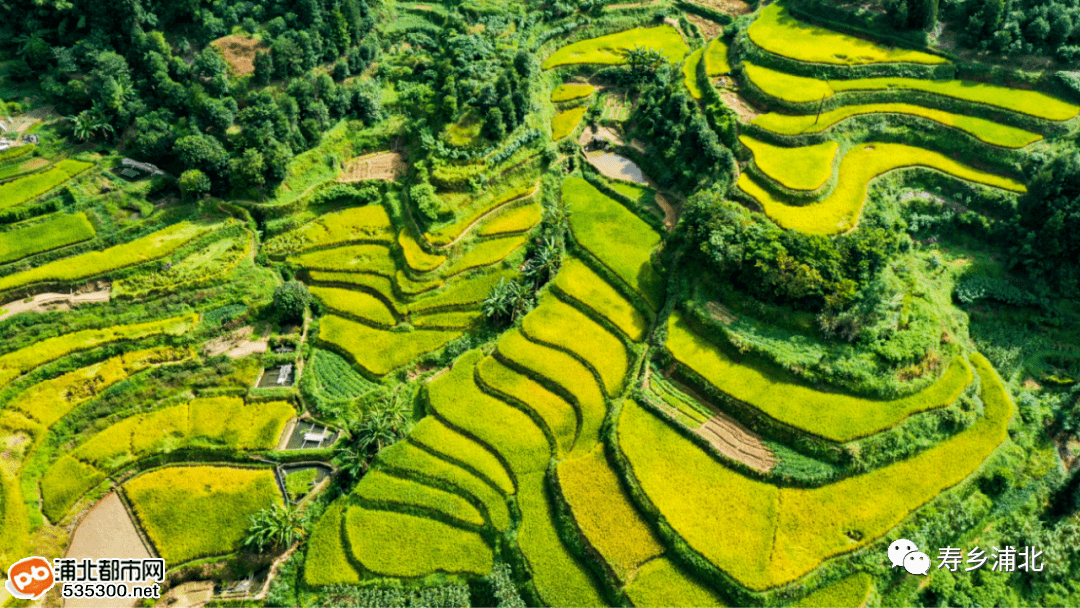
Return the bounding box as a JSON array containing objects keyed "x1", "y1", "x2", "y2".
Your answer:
[{"x1": 0, "y1": 288, "x2": 110, "y2": 321}]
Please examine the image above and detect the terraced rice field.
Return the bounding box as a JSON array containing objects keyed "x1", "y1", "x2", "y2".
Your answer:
[
  {"x1": 740, "y1": 136, "x2": 838, "y2": 191},
  {"x1": 746, "y1": 3, "x2": 947, "y2": 65},
  {"x1": 552, "y1": 106, "x2": 587, "y2": 140},
  {"x1": 738, "y1": 143, "x2": 1026, "y2": 235},
  {"x1": 542, "y1": 26, "x2": 689, "y2": 69},
  {"x1": 552, "y1": 83, "x2": 595, "y2": 102},
  {"x1": 683, "y1": 48, "x2": 705, "y2": 99},
  {"x1": 704, "y1": 37, "x2": 731, "y2": 76}
]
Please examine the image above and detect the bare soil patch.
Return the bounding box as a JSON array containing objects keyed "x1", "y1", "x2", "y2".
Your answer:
[
  {"x1": 0, "y1": 287, "x2": 110, "y2": 321},
  {"x1": 720, "y1": 90, "x2": 760, "y2": 121},
  {"x1": 211, "y1": 36, "x2": 269, "y2": 76},
  {"x1": 204, "y1": 325, "x2": 269, "y2": 358},
  {"x1": 64, "y1": 493, "x2": 152, "y2": 608},
  {"x1": 337, "y1": 151, "x2": 407, "y2": 182},
  {"x1": 687, "y1": 0, "x2": 752, "y2": 15},
  {"x1": 685, "y1": 12, "x2": 723, "y2": 38},
  {"x1": 697, "y1": 414, "x2": 776, "y2": 472}
]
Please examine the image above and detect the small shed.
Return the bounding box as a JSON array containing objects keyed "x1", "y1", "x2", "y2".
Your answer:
[
  {"x1": 0, "y1": 141, "x2": 9, "y2": 152},
  {"x1": 23, "y1": 134, "x2": 38, "y2": 144}
]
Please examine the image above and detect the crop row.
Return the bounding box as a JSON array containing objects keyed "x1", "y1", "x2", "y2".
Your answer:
[
  {"x1": 262, "y1": 203, "x2": 393, "y2": 257},
  {"x1": 318, "y1": 314, "x2": 460, "y2": 376},
  {"x1": 0, "y1": 159, "x2": 94, "y2": 211},
  {"x1": 0, "y1": 212, "x2": 96, "y2": 266}
]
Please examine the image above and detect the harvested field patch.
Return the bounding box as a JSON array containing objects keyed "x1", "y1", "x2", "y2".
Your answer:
[
  {"x1": 337, "y1": 151, "x2": 407, "y2": 182},
  {"x1": 697, "y1": 412, "x2": 776, "y2": 472},
  {"x1": 666, "y1": 313, "x2": 973, "y2": 442},
  {"x1": 686, "y1": 13, "x2": 723, "y2": 39},
  {"x1": 738, "y1": 142, "x2": 1026, "y2": 235},
  {"x1": 344, "y1": 506, "x2": 493, "y2": 577},
  {"x1": 64, "y1": 493, "x2": 152, "y2": 608},
  {"x1": 557, "y1": 447, "x2": 664, "y2": 581},
  {"x1": 552, "y1": 107, "x2": 586, "y2": 141},
  {"x1": 741, "y1": 136, "x2": 838, "y2": 191},
  {"x1": 752, "y1": 102, "x2": 1043, "y2": 148},
  {"x1": 543, "y1": 26, "x2": 689, "y2": 69},
  {"x1": 210, "y1": 35, "x2": 269, "y2": 75},
  {"x1": 625, "y1": 557, "x2": 727, "y2": 607},
  {"x1": 0, "y1": 288, "x2": 110, "y2": 322},
  {"x1": 125, "y1": 466, "x2": 282, "y2": 565},
  {"x1": 747, "y1": 3, "x2": 947, "y2": 65}
]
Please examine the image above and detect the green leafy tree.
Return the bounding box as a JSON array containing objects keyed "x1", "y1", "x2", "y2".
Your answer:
[
  {"x1": 230, "y1": 148, "x2": 267, "y2": 191},
  {"x1": 66, "y1": 109, "x2": 114, "y2": 142},
  {"x1": 273, "y1": 281, "x2": 311, "y2": 322},
  {"x1": 482, "y1": 278, "x2": 535, "y2": 325},
  {"x1": 243, "y1": 504, "x2": 308, "y2": 553},
  {"x1": 618, "y1": 45, "x2": 667, "y2": 82},
  {"x1": 254, "y1": 51, "x2": 275, "y2": 86},
  {"x1": 178, "y1": 169, "x2": 211, "y2": 200}
]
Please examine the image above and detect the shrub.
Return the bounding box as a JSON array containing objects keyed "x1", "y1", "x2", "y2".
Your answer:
[
  {"x1": 274, "y1": 281, "x2": 311, "y2": 323},
  {"x1": 426, "y1": 350, "x2": 551, "y2": 476},
  {"x1": 556, "y1": 448, "x2": 664, "y2": 580},
  {"x1": 752, "y1": 102, "x2": 1042, "y2": 148},
  {"x1": 343, "y1": 507, "x2": 493, "y2": 576},
  {"x1": 377, "y1": 440, "x2": 511, "y2": 530},
  {"x1": 521, "y1": 293, "x2": 629, "y2": 396},
  {"x1": 476, "y1": 356, "x2": 577, "y2": 455},
  {"x1": 319, "y1": 315, "x2": 459, "y2": 376},
  {"x1": 624, "y1": 557, "x2": 725, "y2": 607},
  {"x1": 954, "y1": 276, "x2": 1042, "y2": 307},
  {"x1": 125, "y1": 466, "x2": 283, "y2": 564},
  {"x1": 0, "y1": 213, "x2": 96, "y2": 265},
  {"x1": 666, "y1": 313, "x2": 973, "y2": 442},
  {"x1": 542, "y1": 26, "x2": 689, "y2": 69},
  {"x1": 516, "y1": 473, "x2": 606, "y2": 607},
  {"x1": 738, "y1": 142, "x2": 1025, "y2": 235},
  {"x1": 741, "y1": 136, "x2": 838, "y2": 191},
  {"x1": 0, "y1": 222, "x2": 218, "y2": 294},
  {"x1": 310, "y1": 286, "x2": 396, "y2": 326},
  {"x1": 551, "y1": 107, "x2": 586, "y2": 141},
  {"x1": 550, "y1": 258, "x2": 650, "y2": 342},
  {"x1": 747, "y1": 3, "x2": 947, "y2": 65}
]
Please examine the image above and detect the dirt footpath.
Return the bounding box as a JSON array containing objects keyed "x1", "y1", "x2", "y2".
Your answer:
[
  {"x1": 64, "y1": 493, "x2": 152, "y2": 608},
  {"x1": 204, "y1": 325, "x2": 269, "y2": 358},
  {"x1": 0, "y1": 288, "x2": 110, "y2": 321}
]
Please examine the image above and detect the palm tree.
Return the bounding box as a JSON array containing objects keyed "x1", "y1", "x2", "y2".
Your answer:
[
  {"x1": 66, "y1": 109, "x2": 114, "y2": 142},
  {"x1": 523, "y1": 236, "x2": 562, "y2": 286},
  {"x1": 618, "y1": 45, "x2": 667, "y2": 82},
  {"x1": 482, "y1": 278, "x2": 535, "y2": 325},
  {"x1": 243, "y1": 503, "x2": 308, "y2": 553}
]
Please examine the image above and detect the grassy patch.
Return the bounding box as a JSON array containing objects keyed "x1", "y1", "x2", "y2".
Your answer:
[
  {"x1": 704, "y1": 37, "x2": 731, "y2": 76},
  {"x1": 427, "y1": 183, "x2": 537, "y2": 247},
  {"x1": 426, "y1": 350, "x2": 551, "y2": 476},
  {"x1": 683, "y1": 48, "x2": 705, "y2": 100},
  {"x1": 311, "y1": 286, "x2": 398, "y2": 326},
  {"x1": 543, "y1": 26, "x2": 689, "y2": 69},
  {"x1": 319, "y1": 315, "x2": 459, "y2": 376},
  {"x1": 552, "y1": 83, "x2": 595, "y2": 102},
  {"x1": 344, "y1": 506, "x2": 493, "y2": 576},
  {"x1": 521, "y1": 292, "x2": 629, "y2": 396},
  {"x1": 0, "y1": 213, "x2": 95, "y2": 265},
  {"x1": 304, "y1": 499, "x2": 361, "y2": 586},
  {"x1": 666, "y1": 314, "x2": 973, "y2": 441},
  {"x1": 263, "y1": 205, "x2": 393, "y2": 257},
  {"x1": 551, "y1": 257, "x2": 650, "y2": 342},
  {"x1": 793, "y1": 572, "x2": 873, "y2": 607},
  {"x1": 125, "y1": 466, "x2": 283, "y2": 564},
  {"x1": 0, "y1": 221, "x2": 218, "y2": 294},
  {"x1": 285, "y1": 468, "x2": 319, "y2": 501},
  {"x1": 752, "y1": 103, "x2": 1042, "y2": 148},
  {"x1": 563, "y1": 177, "x2": 664, "y2": 310},
  {"x1": 747, "y1": 3, "x2": 947, "y2": 65},
  {"x1": 625, "y1": 557, "x2": 727, "y2": 607},
  {"x1": 354, "y1": 470, "x2": 485, "y2": 527},
  {"x1": 739, "y1": 142, "x2": 1026, "y2": 235},
  {"x1": 113, "y1": 234, "x2": 250, "y2": 298},
  {"x1": 517, "y1": 472, "x2": 605, "y2": 607},
  {"x1": 477, "y1": 204, "x2": 542, "y2": 237},
  {"x1": 556, "y1": 447, "x2": 664, "y2": 582},
  {"x1": 399, "y1": 229, "x2": 446, "y2": 272},
  {"x1": 477, "y1": 356, "x2": 578, "y2": 456},
  {"x1": 0, "y1": 160, "x2": 93, "y2": 211},
  {"x1": 378, "y1": 440, "x2": 511, "y2": 530},
  {"x1": 744, "y1": 62, "x2": 1079, "y2": 120},
  {"x1": 552, "y1": 107, "x2": 587, "y2": 141},
  {"x1": 290, "y1": 243, "x2": 397, "y2": 276},
  {"x1": 408, "y1": 417, "x2": 515, "y2": 495},
  {"x1": 497, "y1": 330, "x2": 607, "y2": 451},
  {"x1": 740, "y1": 136, "x2": 838, "y2": 191}
]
